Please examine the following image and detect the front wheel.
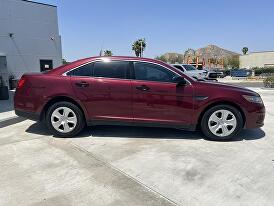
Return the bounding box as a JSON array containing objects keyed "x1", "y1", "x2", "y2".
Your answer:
[
  {"x1": 46, "y1": 101, "x2": 85, "y2": 137},
  {"x1": 201, "y1": 104, "x2": 243, "y2": 140}
]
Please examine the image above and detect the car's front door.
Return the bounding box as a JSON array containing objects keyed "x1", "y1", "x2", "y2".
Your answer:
[
  {"x1": 69, "y1": 60, "x2": 133, "y2": 123},
  {"x1": 131, "y1": 62, "x2": 194, "y2": 127}
]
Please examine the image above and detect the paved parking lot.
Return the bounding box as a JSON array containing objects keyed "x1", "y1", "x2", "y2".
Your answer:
[{"x1": 0, "y1": 88, "x2": 274, "y2": 206}]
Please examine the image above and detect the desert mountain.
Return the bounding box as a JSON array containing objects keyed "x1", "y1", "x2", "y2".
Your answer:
[
  {"x1": 195, "y1": 45, "x2": 239, "y2": 59},
  {"x1": 160, "y1": 45, "x2": 239, "y2": 64}
]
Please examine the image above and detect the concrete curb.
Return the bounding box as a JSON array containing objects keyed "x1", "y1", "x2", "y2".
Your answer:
[{"x1": 0, "y1": 116, "x2": 26, "y2": 128}]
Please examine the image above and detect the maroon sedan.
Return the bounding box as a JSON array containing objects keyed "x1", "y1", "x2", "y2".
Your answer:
[{"x1": 14, "y1": 56, "x2": 265, "y2": 140}]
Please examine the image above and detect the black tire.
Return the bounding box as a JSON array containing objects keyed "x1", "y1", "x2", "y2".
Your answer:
[
  {"x1": 46, "y1": 101, "x2": 85, "y2": 137},
  {"x1": 200, "y1": 104, "x2": 243, "y2": 140}
]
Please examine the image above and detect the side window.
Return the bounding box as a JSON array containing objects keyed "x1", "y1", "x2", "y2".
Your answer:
[
  {"x1": 134, "y1": 62, "x2": 178, "y2": 82},
  {"x1": 93, "y1": 61, "x2": 130, "y2": 79},
  {"x1": 67, "y1": 63, "x2": 93, "y2": 77}
]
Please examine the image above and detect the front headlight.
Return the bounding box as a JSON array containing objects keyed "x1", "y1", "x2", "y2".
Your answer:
[{"x1": 243, "y1": 95, "x2": 263, "y2": 104}]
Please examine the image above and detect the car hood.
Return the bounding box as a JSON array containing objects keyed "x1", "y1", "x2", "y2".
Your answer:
[{"x1": 197, "y1": 81, "x2": 259, "y2": 96}]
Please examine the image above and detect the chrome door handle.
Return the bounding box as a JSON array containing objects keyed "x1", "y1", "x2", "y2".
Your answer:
[
  {"x1": 136, "y1": 85, "x2": 150, "y2": 91},
  {"x1": 75, "y1": 81, "x2": 89, "y2": 88}
]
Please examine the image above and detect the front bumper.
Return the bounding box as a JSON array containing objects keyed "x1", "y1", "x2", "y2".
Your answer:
[{"x1": 244, "y1": 106, "x2": 265, "y2": 129}]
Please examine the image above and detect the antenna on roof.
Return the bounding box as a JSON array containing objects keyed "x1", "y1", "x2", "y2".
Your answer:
[{"x1": 99, "y1": 41, "x2": 104, "y2": 56}]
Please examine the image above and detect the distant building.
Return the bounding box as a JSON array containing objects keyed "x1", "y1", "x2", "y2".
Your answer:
[
  {"x1": 240, "y1": 51, "x2": 274, "y2": 69},
  {"x1": 0, "y1": 0, "x2": 62, "y2": 87}
]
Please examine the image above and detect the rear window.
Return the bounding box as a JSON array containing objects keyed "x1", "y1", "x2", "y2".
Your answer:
[
  {"x1": 67, "y1": 63, "x2": 93, "y2": 77},
  {"x1": 93, "y1": 61, "x2": 130, "y2": 79}
]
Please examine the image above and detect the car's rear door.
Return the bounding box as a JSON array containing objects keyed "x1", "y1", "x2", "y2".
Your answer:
[
  {"x1": 69, "y1": 60, "x2": 133, "y2": 123},
  {"x1": 131, "y1": 61, "x2": 194, "y2": 127}
]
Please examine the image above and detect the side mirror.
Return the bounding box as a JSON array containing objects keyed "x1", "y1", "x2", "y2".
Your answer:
[{"x1": 173, "y1": 76, "x2": 187, "y2": 87}]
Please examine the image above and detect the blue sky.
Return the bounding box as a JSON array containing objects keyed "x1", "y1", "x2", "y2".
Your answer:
[{"x1": 41, "y1": 0, "x2": 274, "y2": 61}]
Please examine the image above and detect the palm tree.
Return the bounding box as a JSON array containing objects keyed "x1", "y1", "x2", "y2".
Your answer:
[
  {"x1": 242, "y1": 47, "x2": 248, "y2": 55},
  {"x1": 132, "y1": 39, "x2": 146, "y2": 57},
  {"x1": 155, "y1": 55, "x2": 167, "y2": 62},
  {"x1": 104, "y1": 50, "x2": 113, "y2": 56}
]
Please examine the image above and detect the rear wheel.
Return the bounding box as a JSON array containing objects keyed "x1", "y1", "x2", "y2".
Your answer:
[
  {"x1": 46, "y1": 101, "x2": 85, "y2": 137},
  {"x1": 201, "y1": 104, "x2": 243, "y2": 140}
]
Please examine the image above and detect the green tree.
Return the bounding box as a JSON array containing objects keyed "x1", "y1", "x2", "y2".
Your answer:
[
  {"x1": 177, "y1": 55, "x2": 185, "y2": 63},
  {"x1": 242, "y1": 47, "x2": 248, "y2": 55},
  {"x1": 62, "y1": 59, "x2": 69, "y2": 65},
  {"x1": 132, "y1": 38, "x2": 146, "y2": 57},
  {"x1": 155, "y1": 55, "x2": 167, "y2": 62},
  {"x1": 155, "y1": 53, "x2": 185, "y2": 64},
  {"x1": 104, "y1": 50, "x2": 113, "y2": 56},
  {"x1": 224, "y1": 55, "x2": 239, "y2": 69}
]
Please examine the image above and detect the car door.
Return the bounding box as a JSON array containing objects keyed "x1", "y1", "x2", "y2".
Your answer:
[
  {"x1": 69, "y1": 60, "x2": 133, "y2": 123},
  {"x1": 131, "y1": 61, "x2": 194, "y2": 127}
]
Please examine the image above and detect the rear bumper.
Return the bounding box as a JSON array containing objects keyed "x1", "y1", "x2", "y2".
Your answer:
[
  {"x1": 14, "y1": 89, "x2": 44, "y2": 121},
  {"x1": 15, "y1": 109, "x2": 40, "y2": 121}
]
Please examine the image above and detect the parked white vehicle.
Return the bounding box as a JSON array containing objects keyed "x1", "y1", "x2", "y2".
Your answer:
[{"x1": 171, "y1": 64, "x2": 207, "y2": 79}]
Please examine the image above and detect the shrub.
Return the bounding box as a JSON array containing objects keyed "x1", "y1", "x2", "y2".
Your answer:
[
  {"x1": 223, "y1": 69, "x2": 231, "y2": 76},
  {"x1": 253, "y1": 67, "x2": 274, "y2": 76},
  {"x1": 155, "y1": 55, "x2": 168, "y2": 63},
  {"x1": 264, "y1": 76, "x2": 274, "y2": 88}
]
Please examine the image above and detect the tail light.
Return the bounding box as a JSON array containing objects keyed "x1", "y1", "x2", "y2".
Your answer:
[{"x1": 17, "y1": 77, "x2": 26, "y2": 89}]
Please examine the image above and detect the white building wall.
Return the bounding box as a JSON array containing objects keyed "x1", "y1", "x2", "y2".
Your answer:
[
  {"x1": 0, "y1": 0, "x2": 62, "y2": 85},
  {"x1": 240, "y1": 51, "x2": 274, "y2": 69}
]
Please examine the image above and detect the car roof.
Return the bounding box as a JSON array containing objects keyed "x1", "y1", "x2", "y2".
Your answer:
[{"x1": 47, "y1": 56, "x2": 181, "y2": 75}]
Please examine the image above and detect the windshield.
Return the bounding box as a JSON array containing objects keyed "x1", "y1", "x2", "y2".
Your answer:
[{"x1": 183, "y1": 65, "x2": 197, "y2": 71}]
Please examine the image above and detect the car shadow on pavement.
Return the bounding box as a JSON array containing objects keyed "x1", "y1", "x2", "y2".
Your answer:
[
  {"x1": 79, "y1": 125, "x2": 202, "y2": 140},
  {"x1": 25, "y1": 122, "x2": 266, "y2": 141},
  {"x1": 25, "y1": 122, "x2": 51, "y2": 136},
  {"x1": 235, "y1": 128, "x2": 266, "y2": 141}
]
